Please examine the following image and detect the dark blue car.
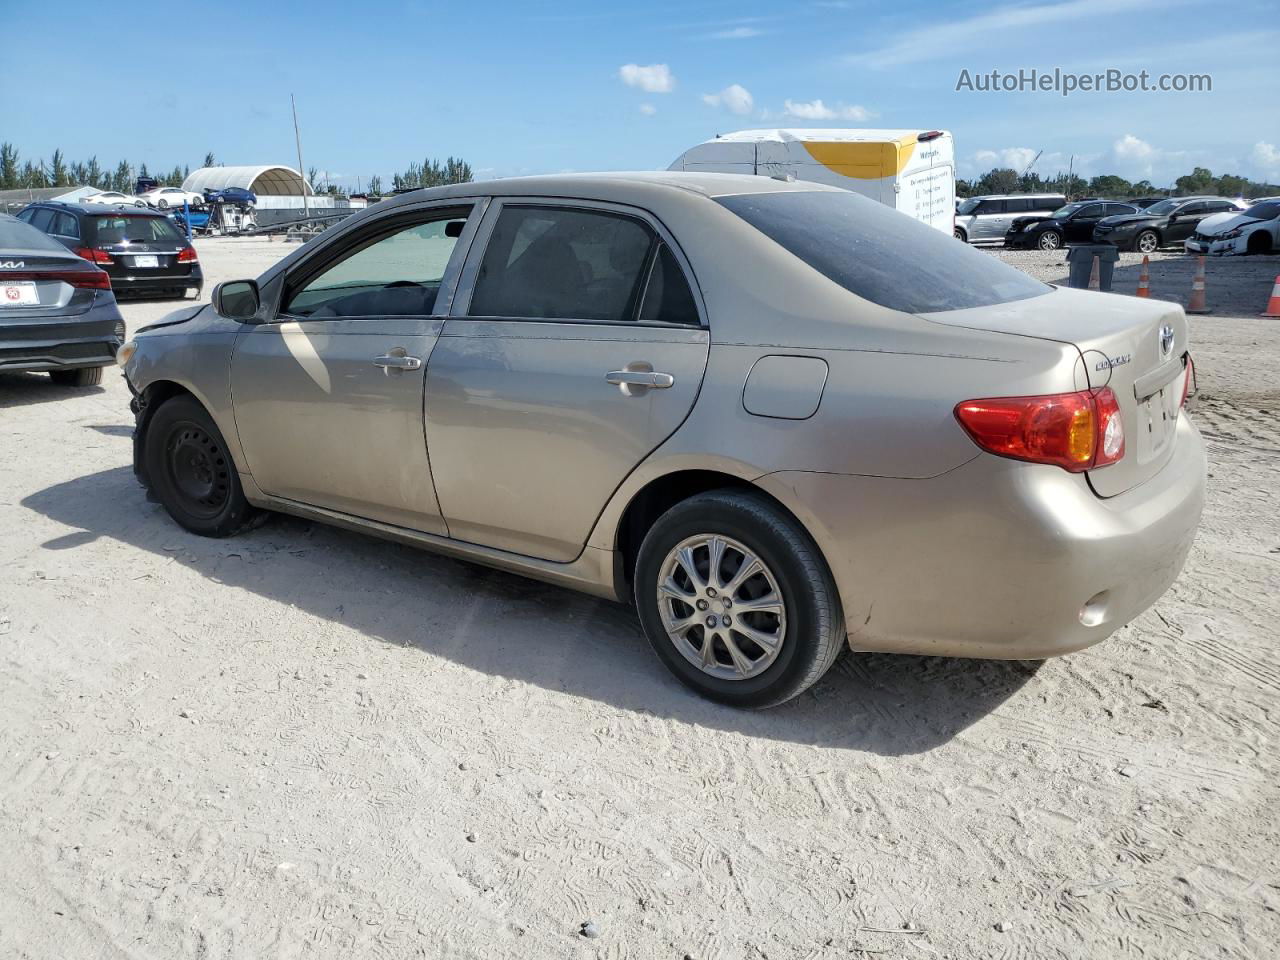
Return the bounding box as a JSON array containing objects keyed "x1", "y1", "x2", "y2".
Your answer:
[{"x1": 203, "y1": 187, "x2": 257, "y2": 206}]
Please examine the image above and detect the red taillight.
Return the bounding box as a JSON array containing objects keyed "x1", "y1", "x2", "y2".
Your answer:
[
  {"x1": 176, "y1": 246, "x2": 198, "y2": 263},
  {"x1": 1180, "y1": 356, "x2": 1194, "y2": 407},
  {"x1": 955, "y1": 387, "x2": 1125, "y2": 472},
  {"x1": 73, "y1": 246, "x2": 114, "y2": 264},
  {"x1": 0, "y1": 269, "x2": 111, "y2": 289}
]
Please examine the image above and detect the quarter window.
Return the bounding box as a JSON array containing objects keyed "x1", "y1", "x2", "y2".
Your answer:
[
  {"x1": 468, "y1": 205, "x2": 657, "y2": 322},
  {"x1": 639, "y1": 244, "x2": 700, "y2": 326},
  {"x1": 283, "y1": 212, "x2": 470, "y2": 319}
]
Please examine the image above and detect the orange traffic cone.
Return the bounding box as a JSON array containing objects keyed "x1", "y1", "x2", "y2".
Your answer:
[
  {"x1": 1262, "y1": 275, "x2": 1280, "y2": 318},
  {"x1": 1136, "y1": 255, "x2": 1151, "y2": 298},
  {"x1": 1087, "y1": 255, "x2": 1101, "y2": 291},
  {"x1": 1186, "y1": 256, "x2": 1210, "y2": 314}
]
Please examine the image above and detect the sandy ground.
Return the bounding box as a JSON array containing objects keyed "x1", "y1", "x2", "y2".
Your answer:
[{"x1": 1, "y1": 237, "x2": 1278, "y2": 960}]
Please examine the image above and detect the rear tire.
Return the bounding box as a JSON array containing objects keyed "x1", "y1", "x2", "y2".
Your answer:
[
  {"x1": 634, "y1": 490, "x2": 846, "y2": 709},
  {"x1": 49, "y1": 366, "x2": 103, "y2": 387},
  {"x1": 145, "y1": 395, "x2": 258, "y2": 537}
]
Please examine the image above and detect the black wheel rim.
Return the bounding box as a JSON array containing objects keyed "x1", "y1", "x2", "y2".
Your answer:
[{"x1": 164, "y1": 420, "x2": 230, "y2": 518}]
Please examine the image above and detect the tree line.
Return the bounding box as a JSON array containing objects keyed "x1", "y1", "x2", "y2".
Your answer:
[
  {"x1": 1, "y1": 143, "x2": 474, "y2": 198},
  {"x1": 959, "y1": 165, "x2": 1280, "y2": 200}
]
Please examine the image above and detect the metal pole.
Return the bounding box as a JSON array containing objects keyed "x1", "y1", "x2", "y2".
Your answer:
[{"x1": 291, "y1": 93, "x2": 310, "y2": 220}]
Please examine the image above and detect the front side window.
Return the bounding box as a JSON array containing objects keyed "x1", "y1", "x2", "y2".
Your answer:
[
  {"x1": 28, "y1": 208, "x2": 55, "y2": 231},
  {"x1": 1075, "y1": 204, "x2": 1105, "y2": 219},
  {"x1": 974, "y1": 199, "x2": 1005, "y2": 215},
  {"x1": 468, "y1": 205, "x2": 657, "y2": 322},
  {"x1": 284, "y1": 212, "x2": 469, "y2": 319},
  {"x1": 717, "y1": 190, "x2": 1049, "y2": 314}
]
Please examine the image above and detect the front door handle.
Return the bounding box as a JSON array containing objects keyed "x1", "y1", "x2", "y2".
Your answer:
[
  {"x1": 374, "y1": 348, "x2": 422, "y2": 375},
  {"x1": 606, "y1": 370, "x2": 675, "y2": 388}
]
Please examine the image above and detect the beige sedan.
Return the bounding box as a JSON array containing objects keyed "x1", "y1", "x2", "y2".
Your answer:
[{"x1": 120, "y1": 173, "x2": 1205, "y2": 707}]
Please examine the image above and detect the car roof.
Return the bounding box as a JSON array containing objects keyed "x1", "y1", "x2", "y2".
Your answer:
[
  {"x1": 966, "y1": 193, "x2": 1065, "y2": 200},
  {"x1": 26, "y1": 200, "x2": 167, "y2": 216},
  {"x1": 373, "y1": 171, "x2": 845, "y2": 212}
]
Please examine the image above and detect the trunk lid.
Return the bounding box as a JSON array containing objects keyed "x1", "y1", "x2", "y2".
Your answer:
[
  {"x1": 919, "y1": 285, "x2": 1189, "y2": 496},
  {"x1": 0, "y1": 252, "x2": 100, "y2": 319}
]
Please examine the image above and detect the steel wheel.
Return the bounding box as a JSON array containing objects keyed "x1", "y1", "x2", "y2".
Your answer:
[
  {"x1": 657, "y1": 534, "x2": 787, "y2": 681},
  {"x1": 1136, "y1": 230, "x2": 1159, "y2": 253},
  {"x1": 164, "y1": 421, "x2": 230, "y2": 520},
  {"x1": 1037, "y1": 231, "x2": 1062, "y2": 251}
]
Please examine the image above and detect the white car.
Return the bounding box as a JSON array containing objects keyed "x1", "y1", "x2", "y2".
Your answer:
[
  {"x1": 1185, "y1": 200, "x2": 1280, "y2": 256},
  {"x1": 84, "y1": 191, "x2": 146, "y2": 207},
  {"x1": 139, "y1": 186, "x2": 204, "y2": 209}
]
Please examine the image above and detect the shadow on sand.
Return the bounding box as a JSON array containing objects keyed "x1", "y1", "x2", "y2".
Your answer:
[{"x1": 22, "y1": 465, "x2": 1041, "y2": 756}]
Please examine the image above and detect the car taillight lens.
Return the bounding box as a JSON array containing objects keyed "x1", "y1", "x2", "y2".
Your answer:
[
  {"x1": 1, "y1": 268, "x2": 111, "y2": 290},
  {"x1": 73, "y1": 246, "x2": 114, "y2": 264},
  {"x1": 176, "y1": 246, "x2": 198, "y2": 263},
  {"x1": 1180, "y1": 356, "x2": 1194, "y2": 407},
  {"x1": 955, "y1": 387, "x2": 1125, "y2": 472}
]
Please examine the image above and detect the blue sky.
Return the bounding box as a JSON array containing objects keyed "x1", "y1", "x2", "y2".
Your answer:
[{"x1": 4, "y1": 0, "x2": 1277, "y2": 188}]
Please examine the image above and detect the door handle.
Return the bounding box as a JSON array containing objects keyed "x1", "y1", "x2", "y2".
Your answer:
[
  {"x1": 606, "y1": 370, "x2": 675, "y2": 388},
  {"x1": 374, "y1": 350, "x2": 422, "y2": 374}
]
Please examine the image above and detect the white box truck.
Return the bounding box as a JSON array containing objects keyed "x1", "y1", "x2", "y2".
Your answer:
[{"x1": 669, "y1": 128, "x2": 956, "y2": 234}]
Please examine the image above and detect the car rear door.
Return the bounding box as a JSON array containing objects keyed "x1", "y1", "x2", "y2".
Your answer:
[
  {"x1": 229, "y1": 201, "x2": 483, "y2": 533},
  {"x1": 423, "y1": 199, "x2": 710, "y2": 562}
]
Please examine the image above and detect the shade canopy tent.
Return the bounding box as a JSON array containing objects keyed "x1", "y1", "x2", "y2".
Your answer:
[{"x1": 182, "y1": 165, "x2": 313, "y2": 197}]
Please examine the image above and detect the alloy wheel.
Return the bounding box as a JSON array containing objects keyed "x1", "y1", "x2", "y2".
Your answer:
[
  {"x1": 1137, "y1": 231, "x2": 1159, "y2": 253},
  {"x1": 656, "y1": 534, "x2": 787, "y2": 680},
  {"x1": 1038, "y1": 232, "x2": 1061, "y2": 250}
]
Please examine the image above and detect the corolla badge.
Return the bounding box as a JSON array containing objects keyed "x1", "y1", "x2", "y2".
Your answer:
[
  {"x1": 1095, "y1": 354, "x2": 1131, "y2": 371},
  {"x1": 1159, "y1": 323, "x2": 1175, "y2": 357}
]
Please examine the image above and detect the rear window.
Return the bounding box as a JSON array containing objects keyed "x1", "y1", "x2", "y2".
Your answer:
[
  {"x1": 89, "y1": 215, "x2": 183, "y2": 244},
  {"x1": 716, "y1": 190, "x2": 1049, "y2": 314},
  {"x1": 0, "y1": 215, "x2": 70, "y2": 252}
]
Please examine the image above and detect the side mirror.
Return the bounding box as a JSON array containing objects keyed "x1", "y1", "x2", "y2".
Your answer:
[
  {"x1": 1168, "y1": 214, "x2": 1180, "y2": 223},
  {"x1": 212, "y1": 279, "x2": 260, "y2": 321}
]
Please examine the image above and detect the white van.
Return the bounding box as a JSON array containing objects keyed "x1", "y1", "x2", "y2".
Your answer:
[{"x1": 668, "y1": 128, "x2": 956, "y2": 233}]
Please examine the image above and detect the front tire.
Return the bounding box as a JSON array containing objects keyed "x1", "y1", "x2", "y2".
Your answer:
[
  {"x1": 953, "y1": 228, "x2": 967, "y2": 242},
  {"x1": 1037, "y1": 230, "x2": 1062, "y2": 251},
  {"x1": 634, "y1": 490, "x2": 845, "y2": 708},
  {"x1": 1135, "y1": 230, "x2": 1160, "y2": 254},
  {"x1": 49, "y1": 366, "x2": 103, "y2": 387},
  {"x1": 145, "y1": 395, "x2": 257, "y2": 537}
]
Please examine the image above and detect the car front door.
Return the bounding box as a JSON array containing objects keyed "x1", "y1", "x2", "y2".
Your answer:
[
  {"x1": 1066, "y1": 203, "x2": 1104, "y2": 242},
  {"x1": 229, "y1": 201, "x2": 482, "y2": 533},
  {"x1": 1167, "y1": 201, "x2": 1207, "y2": 241},
  {"x1": 971, "y1": 199, "x2": 1007, "y2": 240},
  {"x1": 423, "y1": 199, "x2": 710, "y2": 562}
]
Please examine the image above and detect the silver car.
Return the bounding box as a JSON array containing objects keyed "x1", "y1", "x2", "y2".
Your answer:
[
  {"x1": 120, "y1": 174, "x2": 1205, "y2": 707},
  {"x1": 954, "y1": 193, "x2": 1066, "y2": 243}
]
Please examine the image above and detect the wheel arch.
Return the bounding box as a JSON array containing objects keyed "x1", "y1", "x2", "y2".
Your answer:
[{"x1": 607, "y1": 466, "x2": 824, "y2": 595}]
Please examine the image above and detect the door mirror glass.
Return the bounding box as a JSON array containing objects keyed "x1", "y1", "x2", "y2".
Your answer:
[{"x1": 213, "y1": 280, "x2": 260, "y2": 321}]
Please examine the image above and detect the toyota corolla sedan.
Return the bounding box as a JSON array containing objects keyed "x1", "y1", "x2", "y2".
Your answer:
[{"x1": 119, "y1": 173, "x2": 1206, "y2": 708}]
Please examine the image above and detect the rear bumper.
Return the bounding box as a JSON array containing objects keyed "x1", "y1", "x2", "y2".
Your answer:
[
  {"x1": 0, "y1": 316, "x2": 124, "y2": 372},
  {"x1": 109, "y1": 265, "x2": 203, "y2": 293},
  {"x1": 756, "y1": 414, "x2": 1206, "y2": 659}
]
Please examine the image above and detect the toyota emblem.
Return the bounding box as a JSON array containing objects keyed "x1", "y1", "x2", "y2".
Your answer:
[{"x1": 1159, "y1": 324, "x2": 1175, "y2": 357}]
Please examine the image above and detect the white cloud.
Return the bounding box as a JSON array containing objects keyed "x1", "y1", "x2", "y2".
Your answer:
[
  {"x1": 618, "y1": 63, "x2": 674, "y2": 93},
  {"x1": 1252, "y1": 141, "x2": 1280, "y2": 174},
  {"x1": 638, "y1": 103, "x2": 657, "y2": 116},
  {"x1": 783, "y1": 98, "x2": 874, "y2": 121},
  {"x1": 702, "y1": 84, "x2": 755, "y2": 115},
  {"x1": 972, "y1": 147, "x2": 1041, "y2": 172},
  {"x1": 709, "y1": 26, "x2": 764, "y2": 39},
  {"x1": 849, "y1": 0, "x2": 1161, "y2": 68},
  {"x1": 1110, "y1": 134, "x2": 1160, "y2": 178}
]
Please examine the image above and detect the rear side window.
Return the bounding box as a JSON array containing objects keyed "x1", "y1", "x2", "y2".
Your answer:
[
  {"x1": 89, "y1": 215, "x2": 183, "y2": 244},
  {"x1": 1033, "y1": 197, "x2": 1065, "y2": 210},
  {"x1": 717, "y1": 190, "x2": 1049, "y2": 314},
  {"x1": 469, "y1": 206, "x2": 656, "y2": 322},
  {"x1": 0, "y1": 215, "x2": 71, "y2": 252},
  {"x1": 1004, "y1": 199, "x2": 1033, "y2": 213},
  {"x1": 51, "y1": 212, "x2": 80, "y2": 239}
]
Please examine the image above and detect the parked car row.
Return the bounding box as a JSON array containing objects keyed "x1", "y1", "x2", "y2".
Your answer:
[
  {"x1": 81, "y1": 185, "x2": 257, "y2": 212},
  {"x1": 957, "y1": 192, "x2": 1270, "y2": 255}
]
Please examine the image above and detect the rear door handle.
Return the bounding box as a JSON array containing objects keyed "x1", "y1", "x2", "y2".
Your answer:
[{"x1": 606, "y1": 370, "x2": 675, "y2": 388}]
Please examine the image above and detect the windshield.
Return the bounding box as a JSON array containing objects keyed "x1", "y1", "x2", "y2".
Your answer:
[
  {"x1": 1145, "y1": 199, "x2": 1180, "y2": 216},
  {"x1": 956, "y1": 198, "x2": 981, "y2": 215},
  {"x1": 89, "y1": 215, "x2": 184, "y2": 244},
  {"x1": 1243, "y1": 201, "x2": 1280, "y2": 219},
  {"x1": 1048, "y1": 203, "x2": 1083, "y2": 219},
  {"x1": 717, "y1": 190, "x2": 1049, "y2": 314}
]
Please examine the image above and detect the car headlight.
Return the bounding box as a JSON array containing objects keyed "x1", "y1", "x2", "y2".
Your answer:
[
  {"x1": 1220, "y1": 229, "x2": 1242, "y2": 240},
  {"x1": 116, "y1": 339, "x2": 137, "y2": 367}
]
